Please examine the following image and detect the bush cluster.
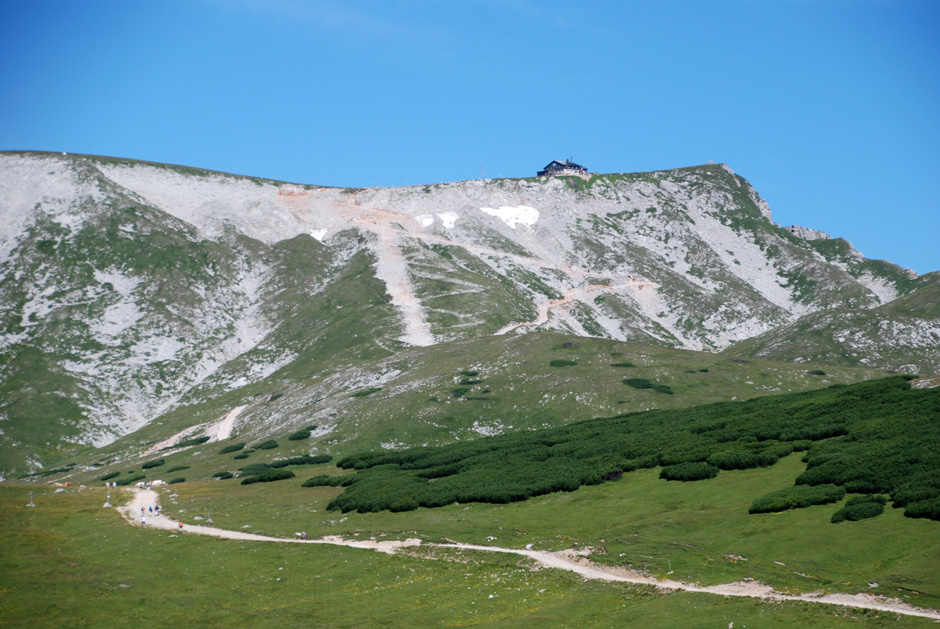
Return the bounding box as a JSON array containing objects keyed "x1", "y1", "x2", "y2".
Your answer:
[
  {"x1": 269, "y1": 454, "x2": 332, "y2": 468},
  {"x1": 301, "y1": 474, "x2": 357, "y2": 488},
  {"x1": 99, "y1": 472, "x2": 120, "y2": 481},
  {"x1": 142, "y1": 459, "x2": 165, "y2": 469},
  {"x1": 163, "y1": 435, "x2": 210, "y2": 450},
  {"x1": 19, "y1": 465, "x2": 75, "y2": 479},
  {"x1": 623, "y1": 378, "x2": 673, "y2": 394},
  {"x1": 168, "y1": 477, "x2": 186, "y2": 485},
  {"x1": 240, "y1": 469, "x2": 295, "y2": 485},
  {"x1": 660, "y1": 461, "x2": 719, "y2": 481},
  {"x1": 219, "y1": 442, "x2": 246, "y2": 454},
  {"x1": 320, "y1": 377, "x2": 938, "y2": 519},
  {"x1": 165, "y1": 465, "x2": 189, "y2": 473},
  {"x1": 288, "y1": 426, "x2": 318, "y2": 441},
  {"x1": 212, "y1": 471, "x2": 234, "y2": 480},
  {"x1": 549, "y1": 359, "x2": 577, "y2": 368},
  {"x1": 115, "y1": 474, "x2": 146, "y2": 486},
  {"x1": 749, "y1": 484, "x2": 845, "y2": 514},
  {"x1": 904, "y1": 498, "x2": 940, "y2": 520},
  {"x1": 253, "y1": 440, "x2": 279, "y2": 450},
  {"x1": 831, "y1": 495, "x2": 887, "y2": 523}
]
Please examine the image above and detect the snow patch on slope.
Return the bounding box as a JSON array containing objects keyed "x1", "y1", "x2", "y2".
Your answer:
[{"x1": 480, "y1": 205, "x2": 539, "y2": 229}]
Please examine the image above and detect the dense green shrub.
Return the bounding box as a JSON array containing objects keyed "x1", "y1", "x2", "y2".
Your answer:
[
  {"x1": 350, "y1": 387, "x2": 381, "y2": 397},
  {"x1": 239, "y1": 463, "x2": 274, "y2": 476},
  {"x1": 750, "y1": 484, "x2": 845, "y2": 514},
  {"x1": 219, "y1": 442, "x2": 246, "y2": 454},
  {"x1": 168, "y1": 477, "x2": 186, "y2": 484},
  {"x1": 302, "y1": 474, "x2": 358, "y2": 488},
  {"x1": 288, "y1": 426, "x2": 318, "y2": 441},
  {"x1": 240, "y1": 469, "x2": 295, "y2": 485},
  {"x1": 99, "y1": 471, "x2": 120, "y2": 481},
  {"x1": 611, "y1": 362, "x2": 636, "y2": 368},
  {"x1": 707, "y1": 449, "x2": 762, "y2": 470},
  {"x1": 142, "y1": 459, "x2": 165, "y2": 469},
  {"x1": 212, "y1": 471, "x2": 233, "y2": 479},
  {"x1": 549, "y1": 359, "x2": 577, "y2": 367},
  {"x1": 808, "y1": 369, "x2": 827, "y2": 376},
  {"x1": 253, "y1": 440, "x2": 279, "y2": 450},
  {"x1": 460, "y1": 370, "x2": 479, "y2": 377},
  {"x1": 325, "y1": 377, "x2": 938, "y2": 516},
  {"x1": 623, "y1": 378, "x2": 673, "y2": 394},
  {"x1": 904, "y1": 498, "x2": 940, "y2": 521},
  {"x1": 18, "y1": 466, "x2": 75, "y2": 479},
  {"x1": 115, "y1": 474, "x2": 146, "y2": 486},
  {"x1": 165, "y1": 465, "x2": 189, "y2": 473},
  {"x1": 269, "y1": 454, "x2": 333, "y2": 468},
  {"x1": 831, "y1": 495, "x2": 887, "y2": 523},
  {"x1": 660, "y1": 462, "x2": 719, "y2": 481},
  {"x1": 233, "y1": 453, "x2": 250, "y2": 460},
  {"x1": 451, "y1": 387, "x2": 469, "y2": 398},
  {"x1": 164, "y1": 435, "x2": 210, "y2": 450}
]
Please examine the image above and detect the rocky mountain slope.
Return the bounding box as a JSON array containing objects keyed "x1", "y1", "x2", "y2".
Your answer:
[{"x1": 0, "y1": 151, "x2": 934, "y2": 473}]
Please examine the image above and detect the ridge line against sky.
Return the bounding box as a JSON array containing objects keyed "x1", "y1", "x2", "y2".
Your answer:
[{"x1": 1, "y1": 0, "x2": 937, "y2": 274}]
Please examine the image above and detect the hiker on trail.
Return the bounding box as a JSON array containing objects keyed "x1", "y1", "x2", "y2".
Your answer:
[
  {"x1": 141, "y1": 516, "x2": 146, "y2": 527},
  {"x1": 179, "y1": 521, "x2": 183, "y2": 532},
  {"x1": 148, "y1": 505, "x2": 153, "y2": 515},
  {"x1": 302, "y1": 531, "x2": 307, "y2": 540}
]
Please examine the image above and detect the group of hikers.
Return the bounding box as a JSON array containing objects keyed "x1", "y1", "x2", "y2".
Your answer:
[{"x1": 139, "y1": 504, "x2": 184, "y2": 532}]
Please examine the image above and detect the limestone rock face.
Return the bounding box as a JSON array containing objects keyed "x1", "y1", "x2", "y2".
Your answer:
[{"x1": 0, "y1": 152, "x2": 934, "y2": 471}]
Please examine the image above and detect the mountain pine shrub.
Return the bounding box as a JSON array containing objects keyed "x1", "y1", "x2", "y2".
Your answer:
[
  {"x1": 219, "y1": 442, "x2": 246, "y2": 454},
  {"x1": 904, "y1": 498, "x2": 940, "y2": 521},
  {"x1": 240, "y1": 469, "x2": 296, "y2": 485},
  {"x1": 116, "y1": 474, "x2": 146, "y2": 486},
  {"x1": 660, "y1": 461, "x2": 719, "y2": 481},
  {"x1": 142, "y1": 459, "x2": 165, "y2": 469},
  {"x1": 325, "y1": 377, "x2": 938, "y2": 516},
  {"x1": 749, "y1": 484, "x2": 845, "y2": 514},
  {"x1": 831, "y1": 495, "x2": 887, "y2": 523},
  {"x1": 288, "y1": 425, "x2": 318, "y2": 441}
]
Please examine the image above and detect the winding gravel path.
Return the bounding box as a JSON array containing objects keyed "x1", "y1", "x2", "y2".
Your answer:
[{"x1": 119, "y1": 488, "x2": 940, "y2": 620}]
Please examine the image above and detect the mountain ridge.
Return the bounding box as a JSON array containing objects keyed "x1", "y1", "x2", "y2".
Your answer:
[{"x1": 0, "y1": 151, "x2": 935, "y2": 474}]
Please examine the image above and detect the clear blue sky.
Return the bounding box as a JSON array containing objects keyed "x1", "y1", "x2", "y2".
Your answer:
[{"x1": 2, "y1": 1, "x2": 937, "y2": 274}]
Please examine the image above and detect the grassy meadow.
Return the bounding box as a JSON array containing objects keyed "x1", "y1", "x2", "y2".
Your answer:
[{"x1": 4, "y1": 452, "x2": 936, "y2": 627}]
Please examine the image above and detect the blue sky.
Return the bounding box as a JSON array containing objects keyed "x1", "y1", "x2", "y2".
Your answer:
[{"x1": 2, "y1": 1, "x2": 938, "y2": 274}]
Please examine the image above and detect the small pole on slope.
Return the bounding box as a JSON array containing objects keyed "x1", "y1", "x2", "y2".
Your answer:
[{"x1": 27, "y1": 491, "x2": 35, "y2": 507}]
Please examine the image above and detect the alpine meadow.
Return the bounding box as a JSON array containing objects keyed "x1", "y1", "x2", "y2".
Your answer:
[{"x1": 2, "y1": 151, "x2": 939, "y2": 627}]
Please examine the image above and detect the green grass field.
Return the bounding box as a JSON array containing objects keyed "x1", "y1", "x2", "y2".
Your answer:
[{"x1": 5, "y1": 448, "x2": 935, "y2": 627}]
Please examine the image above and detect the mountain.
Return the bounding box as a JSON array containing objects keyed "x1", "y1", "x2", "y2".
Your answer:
[{"x1": 0, "y1": 151, "x2": 934, "y2": 474}]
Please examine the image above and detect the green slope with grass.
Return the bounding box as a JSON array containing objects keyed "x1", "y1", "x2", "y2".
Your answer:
[{"x1": 2, "y1": 473, "x2": 937, "y2": 627}]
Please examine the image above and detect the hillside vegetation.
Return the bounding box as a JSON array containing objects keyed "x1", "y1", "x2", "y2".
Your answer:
[
  {"x1": 2, "y1": 152, "x2": 936, "y2": 475},
  {"x1": 323, "y1": 377, "x2": 940, "y2": 522}
]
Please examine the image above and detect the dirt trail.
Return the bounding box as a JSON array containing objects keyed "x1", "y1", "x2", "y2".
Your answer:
[
  {"x1": 494, "y1": 280, "x2": 655, "y2": 336},
  {"x1": 116, "y1": 489, "x2": 940, "y2": 620}
]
